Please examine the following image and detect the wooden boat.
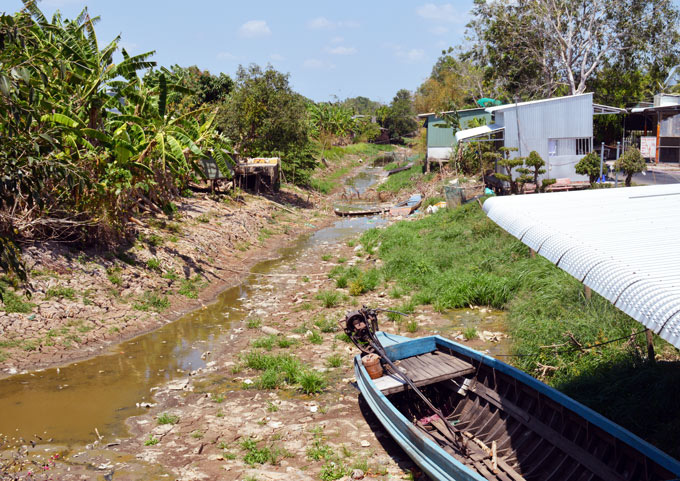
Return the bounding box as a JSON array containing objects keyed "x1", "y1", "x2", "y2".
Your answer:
[
  {"x1": 389, "y1": 193, "x2": 422, "y2": 216},
  {"x1": 333, "y1": 206, "x2": 389, "y2": 217},
  {"x1": 346, "y1": 308, "x2": 680, "y2": 481},
  {"x1": 386, "y1": 161, "x2": 414, "y2": 176},
  {"x1": 334, "y1": 194, "x2": 422, "y2": 217}
]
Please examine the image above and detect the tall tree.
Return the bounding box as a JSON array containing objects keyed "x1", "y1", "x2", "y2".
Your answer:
[{"x1": 465, "y1": 0, "x2": 680, "y2": 99}]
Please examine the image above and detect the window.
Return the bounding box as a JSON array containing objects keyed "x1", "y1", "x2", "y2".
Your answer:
[
  {"x1": 576, "y1": 138, "x2": 591, "y2": 155},
  {"x1": 548, "y1": 138, "x2": 592, "y2": 156}
]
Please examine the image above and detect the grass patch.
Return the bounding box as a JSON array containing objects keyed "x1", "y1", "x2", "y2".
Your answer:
[
  {"x1": 316, "y1": 290, "x2": 343, "y2": 308},
  {"x1": 0, "y1": 287, "x2": 33, "y2": 313},
  {"x1": 178, "y1": 275, "x2": 203, "y2": 299},
  {"x1": 146, "y1": 258, "x2": 161, "y2": 271},
  {"x1": 326, "y1": 354, "x2": 344, "y2": 368},
  {"x1": 364, "y1": 201, "x2": 680, "y2": 458},
  {"x1": 240, "y1": 438, "x2": 291, "y2": 466},
  {"x1": 144, "y1": 436, "x2": 159, "y2": 446},
  {"x1": 314, "y1": 317, "x2": 338, "y2": 333},
  {"x1": 307, "y1": 331, "x2": 323, "y2": 345},
  {"x1": 242, "y1": 351, "x2": 326, "y2": 394},
  {"x1": 45, "y1": 286, "x2": 76, "y2": 300},
  {"x1": 157, "y1": 413, "x2": 179, "y2": 425},
  {"x1": 246, "y1": 317, "x2": 262, "y2": 329},
  {"x1": 134, "y1": 291, "x2": 170, "y2": 312},
  {"x1": 376, "y1": 163, "x2": 432, "y2": 193}
]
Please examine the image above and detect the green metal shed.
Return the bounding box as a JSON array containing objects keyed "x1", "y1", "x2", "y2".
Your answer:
[{"x1": 418, "y1": 108, "x2": 491, "y2": 166}]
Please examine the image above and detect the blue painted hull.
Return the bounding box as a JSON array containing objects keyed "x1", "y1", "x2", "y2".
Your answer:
[{"x1": 355, "y1": 332, "x2": 680, "y2": 481}]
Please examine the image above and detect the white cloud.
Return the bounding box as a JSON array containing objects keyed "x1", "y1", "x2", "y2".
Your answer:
[
  {"x1": 385, "y1": 43, "x2": 426, "y2": 63},
  {"x1": 430, "y1": 25, "x2": 449, "y2": 35},
  {"x1": 405, "y1": 48, "x2": 425, "y2": 62},
  {"x1": 416, "y1": 3, "x2": 462, "y2": 23},
  {"x1": 308, "y1": 16, "x2": 333, "y2": 30},
  {"x1": 238, "y1": 20, "x2": 271, "y2": 38},
  {"x1": 217, "y1": 51, "x2": 237, "y2": 60},
  {"x1": 330, "y1": 36, "x2": 344, "y2": 44},
  {"x1": 307, "y1": 17, "x2": 359, "y2": 30},
  {"x1": 270, "y1": 53, "x2": 285, "y2": 61},
  {"x1": 326, "y1": 46, "x2": 356, "y2": 55},
  {"x1": 303, "y1": 58, "x2": 336, "y2": 70}
]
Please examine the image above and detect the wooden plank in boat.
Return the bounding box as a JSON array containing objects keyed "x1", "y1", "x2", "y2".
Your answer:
[{"x1": 373, "y1": 350, "x2": 475, "y2": 395}]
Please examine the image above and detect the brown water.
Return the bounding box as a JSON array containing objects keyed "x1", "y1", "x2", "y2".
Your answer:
[{"x1": 0, "y1": 215, "x2": 387, "y2": 446}]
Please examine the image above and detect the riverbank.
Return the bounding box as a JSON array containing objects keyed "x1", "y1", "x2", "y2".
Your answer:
[{"x1": 0, "y1": 187, "x2": 328, "y2": 377}]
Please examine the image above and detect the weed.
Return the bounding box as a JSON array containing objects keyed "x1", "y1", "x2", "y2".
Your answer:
[
  {"x1": 299, "y1": 302, "x2": 313, "y2": 311},
  {"x1": 196, "y1": 214, "x2": 210, "y2": 223},
  {"x1": 307, "y1": 439, "x2": 335, "y2": 461},
  {"x1": 157, "y1": 413, "x2": 179, "y2": 425},
  {"x1": 246, "y1": 317, "x2": 262, "y2": 329},
  {"x1": 252, "y1": 335, "x2": 277, "y2": 351},
  {"x1": 191, "y1": 430, "x2": 203, "y2": 439},
  {"x1": 144, "y1": 436, "x2": 159, "y2": 446},
  {"x1": 212, "y1": 394, "x2": 225, "y2": 403},
  {"x1": 146, "y1": 258, "x2": 161, "y2": 271},
  {"x1": 406, "y1": 320, "x2": 419, "y2": 333},
  {"x1": 178, "y1": 275, "x2": 202, "y2": 299},
  {"x1": 336, "y1": 257, "x2": 347, "y2": 264},
  {"x1": 326, "y1": 354, "x2": 344, "y2": 368},
  {"x1": 335, "y1": 276, "x2": 348, "y2": 288},
  {"x1": 146, "y1": 234, "x2": 164, "y2": 247},
  {"x1": 316, "y1": 290, "x2": 342, "y2": 308},
  {"x1": 335, "y1": 332, "x2": 352, "y2": 343},
  {"x1": 0, "y1": 288, "x2": 33, "y2": 313},
  {"x1": 266, "y1": 401, "x2": 279, "y2": 412},
  {"x1": 463, "y1": 327, "x2": 478, "y2": 340},
  {"x1": 106, "y1": 267, "x2": 122, "y2": 286},
  {"x1": 389, "y1": 286, "x2": 403, "y2": 299},
  {"x1": 134, "y1": 292, "x2": 170, "y2": 312},
  {"x1": 321, "y1": 254, "x2": 332, "y2": 262},
  {"x1": 108, "y1": 326, "x2": 120, "y2": 334},
  {"x1": 314, "y1": 317, "x2": 338, "y2": 333},
  {"x1": 240, "y1": 438, "x2": 291, "y2": 466},
  {"x1": 302, "y1": 276, "x2": 310, "y2": 283},
  {"x1": 308, "y1": 331, "x2": 323, "y2": 345},
  {"x1": 223, "y1": 451, "x2": 237, "y2": 460},
  {"x1": 341, "y1": 445, "x2": 354, "y2": 458},
  {"x1": 277, "y1": 337, "x2": 294, "y2": 348},
  {"x1": 319, "y1": 461, "x2": 348, "y2": 481},
  {"x1": 347, "y1": 239, "x2": 356, "y2": 247},
  {"x1": 298, "y1": 370, "x2": 326, "y2": 394},
  {"x1": 162, "y1": 269, "x2": 179, "y2": 281},
  {"x1": 45, "y1": 286, "x2": 76, "y2": 300}
]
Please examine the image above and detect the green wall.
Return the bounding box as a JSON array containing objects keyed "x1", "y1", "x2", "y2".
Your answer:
[{"x1": 423, "y1": 108, "x2": 491, "y2": 148}]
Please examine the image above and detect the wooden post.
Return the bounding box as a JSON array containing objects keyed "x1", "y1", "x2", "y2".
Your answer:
[
  {"x1": 529, "y1": 248, "x2": 536, "y2": 258},
  {"x1": 584, "y1": 285, "x2": 591, "y2": 300},
  {"x1": 656, "y1": 113, "x2": 661, "y2": 164},
  {"x1": 646, "y1": 329, "x2": 656, "y2": 364}
]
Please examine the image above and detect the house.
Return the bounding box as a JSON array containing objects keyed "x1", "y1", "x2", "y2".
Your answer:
[
  {"x1": 627, "y1": 94, "x2": 680, "y2": 163},
  {"x1": 456, "y1": 93, "x2": 623, "y2": 181},
  {"x1": 417, "y1": 108, "x2": 491, "y2": 170}
]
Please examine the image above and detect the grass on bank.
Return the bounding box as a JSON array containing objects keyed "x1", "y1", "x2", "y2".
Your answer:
[
  {"x1": 309, "y1": 142, "x2": 395, "y2": 194},
  {"x1": 376, "y1": 163, "x2": 433, "y2": 193},
  {"x1": 360, "y1": 201, "x2": 680, "y2": 458}
]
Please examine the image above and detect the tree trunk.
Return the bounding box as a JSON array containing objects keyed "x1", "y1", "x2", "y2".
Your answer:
[{"x1": 625, "y1": 172, "x2": 633, "y2": 187}]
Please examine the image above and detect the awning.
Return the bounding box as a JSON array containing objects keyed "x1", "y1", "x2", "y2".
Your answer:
[
  {"x1": 454, "y1": 124, "x2": 504, "y2": 143},
  {"x1": 483, "y1": 184, "x2": 680, "y2": 350},
  {"x1": 593, "y1": 103, "x2": 626, "y2": 115}
]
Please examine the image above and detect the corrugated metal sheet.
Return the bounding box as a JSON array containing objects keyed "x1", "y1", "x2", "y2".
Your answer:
[{"x1": 482, "y1": 184, "x2": 680, "y2": 349}]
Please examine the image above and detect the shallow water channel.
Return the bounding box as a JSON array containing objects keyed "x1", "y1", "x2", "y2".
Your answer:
[
  {"x1": 0, "y1": 166, "x2": 509, "y2": 449},
  {"x1": 0, "y1": 215, "x2": 388, "y2": 446}
]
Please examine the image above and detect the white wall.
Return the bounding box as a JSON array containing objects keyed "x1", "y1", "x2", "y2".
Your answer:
[
  {"x1": 427, "y1": 147, "x2": 453, "y2": 160},
  {"x1": 499, "y1": 94, "x2": 593, "y2": 181}
]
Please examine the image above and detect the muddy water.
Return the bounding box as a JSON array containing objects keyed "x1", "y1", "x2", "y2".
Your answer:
[{"x1": 0, "y1": 216, "x2": 387, "y2": 446}]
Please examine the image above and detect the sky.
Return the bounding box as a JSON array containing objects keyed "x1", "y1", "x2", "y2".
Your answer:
[{"x1": 4, "y1": 0, "x2": 475, "y2": 104}]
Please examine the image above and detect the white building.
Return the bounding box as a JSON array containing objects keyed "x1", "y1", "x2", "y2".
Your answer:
[{"x1": 456, "y1": 93, "x2": 623, "y2": 181}]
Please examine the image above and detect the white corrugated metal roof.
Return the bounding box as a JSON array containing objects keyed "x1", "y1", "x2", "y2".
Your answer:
[
  {"x1": 482, "y1": 184, "x2": 680, "y2": 349},
  {"x1": 485, "y1": 94, "x2": 592, "y2": 112},
  {"x1": 454, "y1": 124, "x2": 504, "y2": 143}
]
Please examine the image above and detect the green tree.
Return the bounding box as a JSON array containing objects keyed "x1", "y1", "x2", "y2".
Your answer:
[
  {"x1": 615, "y1": 147, "x2": 646, "y2": 187},
  {"x1": 379, "y1": 89, "x2": 418, "y2": 140},
  {"x1": 517, "y1": 151, "x2": 546, "y2": 189},
  {"x1": 575, "y1": 152, "x2": 602, "y2": 184},
  {"x1": 308, "y1": 102, "x2": 355, "y2": 158},
  {"x1": 218, "y1": 64, "x2": 313, "y2": 184},
  {"x1": 493, "y1": 147, "x2": 523, "y2": 194}
]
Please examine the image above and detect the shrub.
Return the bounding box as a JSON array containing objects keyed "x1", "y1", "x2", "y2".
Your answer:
[
  {"x1": 574, "y1": 152, "x2": 602, "y2": 184},
  {"x1": 615, "y1": 147, "x2": 646, "y2": 186}
]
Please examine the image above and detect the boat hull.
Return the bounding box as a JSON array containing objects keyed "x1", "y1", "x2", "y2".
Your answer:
[{"x1": 355, "y1": 333, "x2": 680, "y2": 481}]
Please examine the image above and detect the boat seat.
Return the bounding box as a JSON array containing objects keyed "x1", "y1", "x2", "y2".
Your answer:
[{"x1": 373, "y1": 350, "x2": 475, "y2": 395}]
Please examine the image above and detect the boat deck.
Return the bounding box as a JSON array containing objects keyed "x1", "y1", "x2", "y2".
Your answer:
[{"x1": 373, "y1": 350, "x2": 475, "y2": 395}]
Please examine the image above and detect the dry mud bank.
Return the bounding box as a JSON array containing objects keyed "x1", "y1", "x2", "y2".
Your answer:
[
  {"x1": 109, "y1": 218, "x2": 507, "y2": 481},
  {"x1": 0, "y1": 189, "x2": 325, "y2": 377}
]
